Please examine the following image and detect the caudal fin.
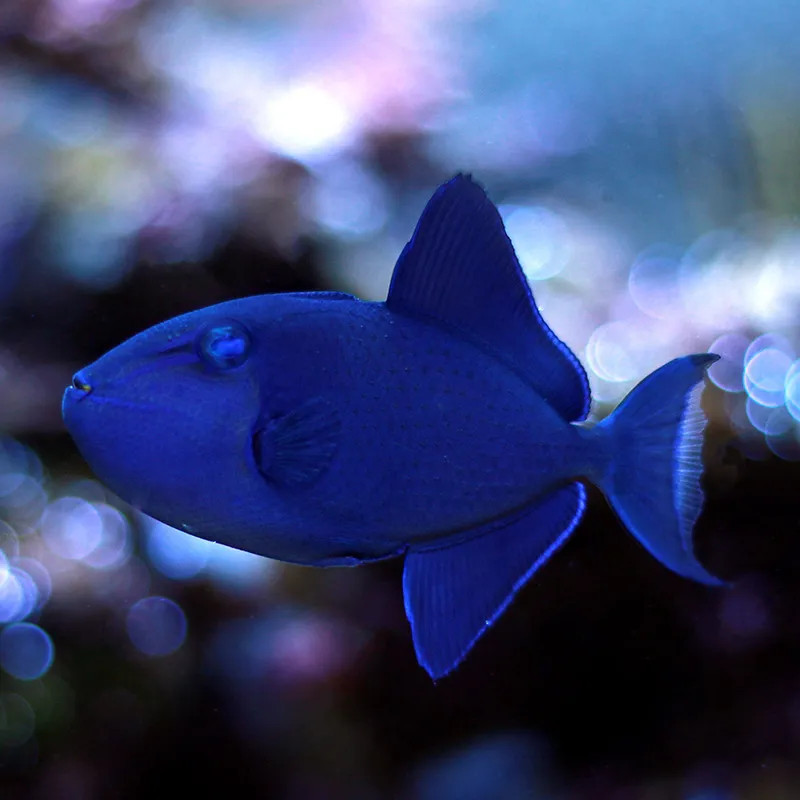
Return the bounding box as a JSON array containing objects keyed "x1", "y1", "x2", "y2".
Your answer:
[{"x1": 596, "y1": 354, "x2": 723, "y2": 585}]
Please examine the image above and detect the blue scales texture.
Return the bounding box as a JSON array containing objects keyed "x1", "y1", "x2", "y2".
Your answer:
[
  {"x1": 250, "y1": 302, "x2": 586, "y2": 552},
  {"x1": 63, "y1": 175, "x2": 721, "y2": 680}
]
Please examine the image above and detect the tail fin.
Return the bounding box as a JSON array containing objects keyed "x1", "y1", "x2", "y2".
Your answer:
[{"x1": 596, "y1": 354, "x2": 723, "y2": 585}]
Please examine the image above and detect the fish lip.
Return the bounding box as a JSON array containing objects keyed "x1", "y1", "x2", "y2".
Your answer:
[
  {"x1": 67, "y1": 370, "x2": 93, "y2": 401},
  {"x1": 63, "y1": 385, "x2": 91, "y2": 405},
  {"x1": 62, "y1": 373, "x2": 95, "y2": 422},
  {"x1": 63, "y1": 387, "x2": 92, "y2": 411}
]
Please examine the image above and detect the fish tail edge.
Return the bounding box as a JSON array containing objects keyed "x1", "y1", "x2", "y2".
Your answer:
[{"x1": 595, "y1": 354, "x2": 724, "y2": 585}]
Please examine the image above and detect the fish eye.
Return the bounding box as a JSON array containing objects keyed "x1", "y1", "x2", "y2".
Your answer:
[{"x1": 196, "y1": 321, "x2": 252, "y2": 370}]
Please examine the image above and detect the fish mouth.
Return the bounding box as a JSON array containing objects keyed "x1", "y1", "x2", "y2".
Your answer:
[
  {"x1": 72, "y1": 378, "x2": 92, "y2": 394},
  {"x1": 65, "y1": 373, "x2": 92, "y2": 400},
  {"x1": 62, "y1": 382, "x2": 181, "y2": 420},
  {"x1": 61, "y1": 369, "x2": 94, "y2": 423}
]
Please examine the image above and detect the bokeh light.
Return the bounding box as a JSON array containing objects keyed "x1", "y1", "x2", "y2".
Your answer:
[
  {"x1": 412, "y1": 732, "x2": 554, "y2": 800},
  {"x1": 144, "y1": 517, "x2": 275, "y2": 589},
  {"x1": 207, "y1": 611, "x2": 365, "y2": 686},
  {"x1": 707, "y1": 333, "x2": 750, "y2": 393},
  {"x1": 586, "y1": 320, "x2": 650, "y2": 384},
  {"x1": 204, "y1": 543, "x2": 277, "y2": 591},
  {"x1": 716, "y1": 584, "x2": 773, "y2": 651},
  {"x1": 41, "y1": 496, "x2": 103, "y2": 561},
  {"x1": 502, "y1": 205, "x2": 570, "y2": 281},
  {"x1": 628, "y1": 247, "x2": 683, "y2": 320},
  {"x1": 0, "y1": 565, "x2": 28, "y2": 624},
  {"x1": 13, "y1": 557, "x2": 53, "y2": 609},
  {"x1": 0, "y1": 520, "x2": 20, "y2": 559},
  {"x1": 310, "y1": 161, "x2": 389, "y2": 240},
  {"x1": 0, "y1": 692, "x2": 36, "y2": 747},
  {"x1": 126, "y1": 596, "x2": 187, "y2": 657},
  {"x1": 145, "y1": 520, "x2": 211, "y2": 580},
  {"x1": 744, "y1": 348, "x2": 793, "y2": 408},
  {"x1": 0, "y1": 566, "x2": 39, "y2": 624},
  {"x1": 0, "y1": 473, "x2": 48, "y2": 522},
  {"x1": 82, "y1": 504, "x2": 132, "y2": 570},
  {"x1": 0, "y1": 622, "x2": 55, "y2": 680},
  {"x1": 252, "y1": 83, "x2": 353, "y2": 161},
  {"x1": 785, "y1": 363, "x2": 800, "y2": 421}
]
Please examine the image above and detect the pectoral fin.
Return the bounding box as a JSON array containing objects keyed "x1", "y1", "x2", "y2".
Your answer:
[
  {"x1": 403, "y1": 483, "x2": 586, "y2": 679},
  {"x1": 252, "y1": 397, "x2": 340, "y2": 488}
]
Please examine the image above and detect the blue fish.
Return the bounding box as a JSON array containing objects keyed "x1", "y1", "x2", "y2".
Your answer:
[{"x1": 62, "y1": 175, "x2": 721, "y2": 679}]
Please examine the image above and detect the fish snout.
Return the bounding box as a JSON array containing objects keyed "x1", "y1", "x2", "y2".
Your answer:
[
  {"x1": 62, "y1": 371, "x2": 94, "y2": 419},
  {"x1": 69, "y1": 370, "x2": 93, "y2": 398}
]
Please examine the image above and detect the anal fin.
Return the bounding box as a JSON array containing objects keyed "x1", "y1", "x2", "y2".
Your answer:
[{"x1": 403, "y1": 483, "x2": 586, "y2": 680}]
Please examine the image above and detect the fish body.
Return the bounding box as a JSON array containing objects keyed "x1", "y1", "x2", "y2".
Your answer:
[
  {"x1": 63, "y1": 175, "x2": 721, "y2": 679},
  {"x1": 65, "y1": 295, "x2": 586, "y2": 563}
]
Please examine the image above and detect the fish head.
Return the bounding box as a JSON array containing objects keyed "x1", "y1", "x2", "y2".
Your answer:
[{"x1": 62, "y1": 300, "x2": 268, "y2": 520}]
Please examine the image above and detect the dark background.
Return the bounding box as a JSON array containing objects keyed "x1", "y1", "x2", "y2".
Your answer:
[{"x1": 1, "y1": 1, "x2": 800, "y2": 797}]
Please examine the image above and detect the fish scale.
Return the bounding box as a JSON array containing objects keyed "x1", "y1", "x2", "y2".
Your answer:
[{"x1": 264, "y1": 305, "x2": 583, "y2": 544}]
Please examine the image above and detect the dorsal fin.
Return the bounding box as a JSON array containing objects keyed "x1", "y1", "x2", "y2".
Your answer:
[{"x1": 386, "y1": 175, "x2": 589, "y2": 421}]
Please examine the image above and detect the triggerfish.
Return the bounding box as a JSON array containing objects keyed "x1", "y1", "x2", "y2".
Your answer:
[{"x1": 62, "y1": 175, "x2": 721, "y2": 679}]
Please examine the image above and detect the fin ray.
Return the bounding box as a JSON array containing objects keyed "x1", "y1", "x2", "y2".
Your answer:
[
  {"x1": 386, "y1": 175, "x2": 590, "y2": 421},
  {"x1": 403, "y1": 483, "x2": 586, "y2": 679},
  {"x1": 253, "y1": 397, "x2": 340, "y2": 488},
  {"x1": 596, "y1": 354, "x2": 723, "y2": 585}
]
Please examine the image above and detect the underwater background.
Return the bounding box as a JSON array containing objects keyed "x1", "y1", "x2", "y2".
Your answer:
[{"x1": 2, "y1": 0, "x2": 800, "y2": 797}]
